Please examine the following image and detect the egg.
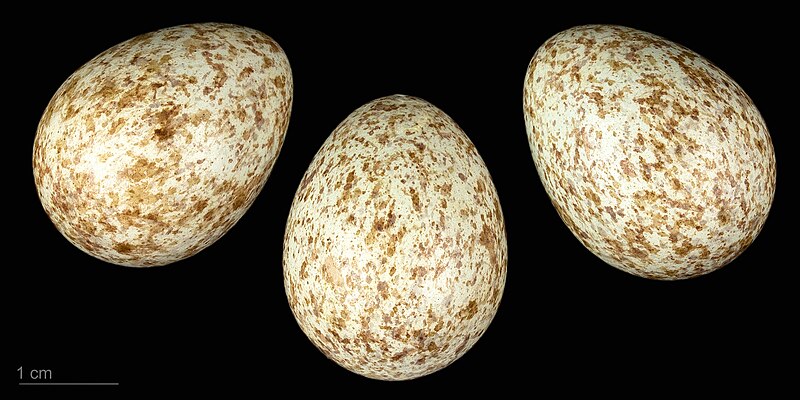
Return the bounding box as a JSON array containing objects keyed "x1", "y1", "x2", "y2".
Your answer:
[
  {"x1": 32, "y1": 23, "x2": 292, "y2": 267},
  {"x1": 283, "y1": 95, "x2": 507, "y2": 380},
  {"x1": 523, "y1": 25, "x2": 776, "y2": 280}
]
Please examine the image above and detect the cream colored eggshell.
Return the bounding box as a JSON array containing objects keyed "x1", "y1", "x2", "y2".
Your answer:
[
  {"x1": 524, "y1": 25, "x2": 776, "y2": 280},
  {"x1": 33, "y1": 23, "x2": 292, "y2": 267},
  {"x1": 284, "y1": 95, "x2": 507, "y2": 380}
]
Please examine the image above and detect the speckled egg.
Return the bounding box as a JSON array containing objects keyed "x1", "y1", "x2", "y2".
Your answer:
[
  {"x1": 33, "y1": 23, "x2": 292, "y2": 267},
  {"x1": 523, "y1": 25, "x2": 776, "y2": 280},
  {"x1": 283, "y1": 95, "x2": 507, "y2": 380}
]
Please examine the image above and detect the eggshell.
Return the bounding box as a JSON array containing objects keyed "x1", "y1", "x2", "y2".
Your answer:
[
  {"x1": 283, "y1": 95, "x2": 507, "y2": 380},
  {"x1": 523, "y1": 25, "x2": 776, "y2": 280},
  {"x1": 32, "y1": 23, "x2": 292, "y2": 267}
]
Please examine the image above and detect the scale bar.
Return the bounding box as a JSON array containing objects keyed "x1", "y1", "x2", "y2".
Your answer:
[{"x1": 20, "y1": 382, "x2": 119, "y2": 386}]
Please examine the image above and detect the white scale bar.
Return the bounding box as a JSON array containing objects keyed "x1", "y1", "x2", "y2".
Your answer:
[{"x1": 20, "y1": 382, "x2": 119, "y2": 386}]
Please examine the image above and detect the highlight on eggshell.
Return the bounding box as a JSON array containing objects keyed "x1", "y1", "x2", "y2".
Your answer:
[
  {"x1": 523, "y1": 25, "x2": 776, "y2": 280},
  {"x1": 32, "y1": 23, "x2": 293, "y2": 267},
  {"x1": 283, "y1": 94, "x2": 507, "y2": 380}
]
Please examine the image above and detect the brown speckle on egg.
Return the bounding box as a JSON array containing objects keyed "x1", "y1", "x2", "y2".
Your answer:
[
  {"x1": 32, "y1": 23, "x2": 293, "y2": 267},
  {"x1": 523, "y1": 25, "x2": 776, "y2": 280},
  {"x1": 283, "y1": 95, "x2": 507, "y2": 380}
]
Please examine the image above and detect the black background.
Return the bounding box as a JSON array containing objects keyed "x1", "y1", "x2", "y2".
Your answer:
[{"x1": 10, "y1": 5, "x2": 795, "y2": 395}]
